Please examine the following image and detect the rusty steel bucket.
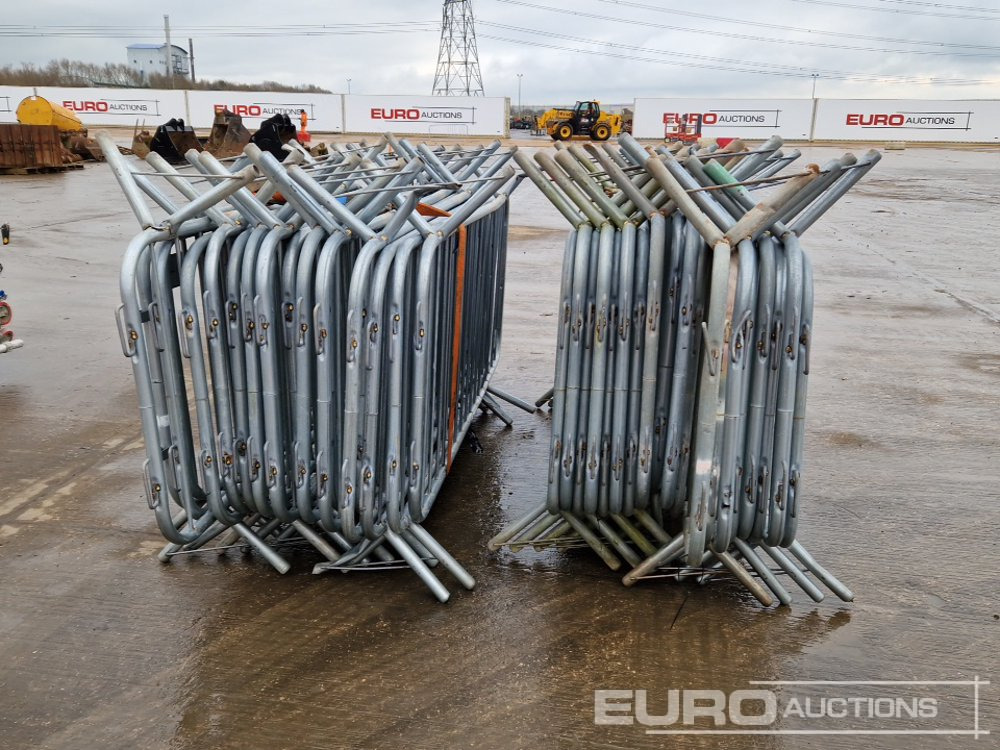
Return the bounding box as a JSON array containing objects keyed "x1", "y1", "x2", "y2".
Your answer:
[{"x1": 206, "y1": 109, "x2": 251, "y2": 158}]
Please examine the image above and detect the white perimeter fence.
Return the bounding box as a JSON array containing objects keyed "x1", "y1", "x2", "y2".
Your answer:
[{"x1": 1, "y1": 86, "x2": 997, "y2": 142}]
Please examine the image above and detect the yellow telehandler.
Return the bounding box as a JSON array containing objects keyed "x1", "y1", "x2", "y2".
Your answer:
[{"x1": 536, "y1": 100, "x2": 622, "y2": 141}]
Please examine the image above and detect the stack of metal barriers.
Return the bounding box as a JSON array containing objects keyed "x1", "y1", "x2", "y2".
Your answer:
[
  {"x1": 101, "y1": 133, "x2": 525, "y2": 602},
  {"x1": 491, "y1": 134, "x2": 878, "y2": 606}
]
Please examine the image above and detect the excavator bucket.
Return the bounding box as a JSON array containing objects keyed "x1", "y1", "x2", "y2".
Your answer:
[
  {"x1": 64, "y1": 133, "x2": 105, "y2": 162},
  {"x1": 206, "y1": 108, "x2": 251, "y2": 158},
  {"x1": 131, "y1": 129, "x2": 152, "y2": 159},
  {"x1": 148, "y1": 119, "x2": 203, "y2": 163},
  {"x1": 250, "y1": 114, "x2": 297, "y2": 161}
]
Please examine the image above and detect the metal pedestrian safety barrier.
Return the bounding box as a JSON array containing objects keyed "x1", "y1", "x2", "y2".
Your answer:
[
  {"x1": 0, "y1": 289, "x2": 20, "y2": 353},
  {"x1": 491, "y1": 133, "x2": 879, "y2": 606},
  {"x1": 0, "y1": 221, "x2": 23, "y2": 354},
  {"x1": 100, "y1": 131, "x2": 530, "y2": 602}
]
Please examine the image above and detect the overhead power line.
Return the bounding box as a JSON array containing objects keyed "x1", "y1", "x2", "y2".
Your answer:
[
  {"x1": 871, "y1": 0, "x2": 1000, "y2": 10},
  {"x1": 491, "y1": 0, "x2": 1000, "y2": 57},
  {"x1": 596, "y1": 0, "x2": 1000, "y2": 51},
  {"x1": 790, "y1": 0, "x2": 1000, "y2": 21},
  {"x1": 480, "y1": 21, "x2": 970, "y2": 79},
  {"x1": 478, "y1": 27, "x2": 995, "y2": 84},
  {"x1": 0, "y1": 22, "x2": 439, "y2": 38}
]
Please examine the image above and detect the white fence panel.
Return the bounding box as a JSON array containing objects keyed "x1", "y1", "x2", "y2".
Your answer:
[
  {"x1": 184, "y1": 90, "x2": 343, "y2": 131},
  {"x1": 0, "y1": 86, "x2": 185, "y2": 127},
  {"x1": 3, "y1": 86, "x2": 1000, "y2": 143},
  {"x1": 813, "y1": 99, "x2": 1000, "y2": 142},
  {"x1": 633, "y1": 98, "x2": 813, "y2": 140},
  {"x1": 343, "y1": 95, "x2": 508, "y2": 136}
]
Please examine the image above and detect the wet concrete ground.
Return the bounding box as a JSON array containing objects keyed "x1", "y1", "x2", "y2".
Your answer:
[{"x1": 0, "y1": 144, "x2": 997, "y2": 749}]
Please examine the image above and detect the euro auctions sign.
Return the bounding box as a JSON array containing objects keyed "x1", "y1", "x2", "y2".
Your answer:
[
  {"x1": 344, "y1": 94, "x2": 507, "y2": 136},
  {"x1": 185, "y1": 90, "x2": 341, "y2": 130},
  {"x1": 62, "y1": 98, "x2": 164, "y2": 116},
  {"x1": 633, "y1": 98, "x2": 813, "y2": 139},
  {"x1": 662, "y1": 110, "x2": 783, "y2": 128},
  {"x1": 207, "y1": 101, "x2": 315, "y2": 123},
  {"x1": 370, "y1": 106, "x2": 476, "y2": 124},
  {"x1": 814, "y1": 99, "x2": 999, "y2": 142},
  {"x1": 844, "y1": 111, "x2": 972, "y2": 130}
]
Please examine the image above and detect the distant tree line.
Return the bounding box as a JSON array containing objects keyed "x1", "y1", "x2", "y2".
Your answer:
[{"x1": 0, "y1": 59, "x2": 330, "y2": 93}]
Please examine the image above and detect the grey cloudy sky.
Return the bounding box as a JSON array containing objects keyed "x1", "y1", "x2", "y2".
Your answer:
[{"x1": 5, "y1": 0, "x2": 1000, "y2": 103}]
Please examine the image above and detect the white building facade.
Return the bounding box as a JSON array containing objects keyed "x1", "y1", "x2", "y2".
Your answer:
[{"x1": 126, "y1": 43, "x2": 189, "y2": 81}]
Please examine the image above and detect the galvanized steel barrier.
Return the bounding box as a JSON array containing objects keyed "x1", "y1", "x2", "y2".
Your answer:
[
  {"x1": 100, "y1": 132, "x2": 525, "y2": 601},
  {"x1": 0, "y1": 223, "x2": 22, "y2": 354},
  {"x1": 492, "y1": 134, "x2": 879, "y2": 606}
]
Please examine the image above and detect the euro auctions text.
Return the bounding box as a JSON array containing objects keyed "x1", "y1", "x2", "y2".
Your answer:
[{"x1": 594, "y1": 678, "x2": 990, "y2": 738}]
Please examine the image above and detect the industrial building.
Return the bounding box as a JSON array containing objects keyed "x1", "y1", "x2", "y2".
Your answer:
[{"x1": 125, "y1": 43, "x2": 189, "y2": 81}]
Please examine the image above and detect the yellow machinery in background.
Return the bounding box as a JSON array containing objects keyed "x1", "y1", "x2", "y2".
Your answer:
[
  {"x1": 16, "y1": 96, "x2": 103, "y2": 161},
  {"x1": 536, "y1": 100, "x2": 622, "y2": 141},
  {"x1": 16, "y1": 96, "x2": 82, "y2": 132}
]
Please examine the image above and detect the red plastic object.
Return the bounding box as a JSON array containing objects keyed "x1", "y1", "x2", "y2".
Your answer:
[{"x1": 717, "y1": 137, "x2": 735, "y2": 148}]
